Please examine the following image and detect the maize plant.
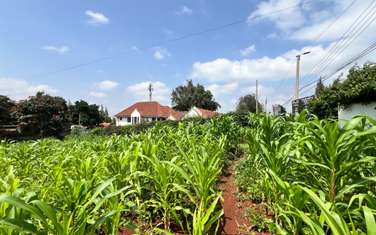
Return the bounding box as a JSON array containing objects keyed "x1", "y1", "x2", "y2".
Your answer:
[
  {"x1": 0, "y1": 118, "x2": 234, "y2": 234},
  {"x1": 238, "y1": 113, "x2": 376, "y2": 234}
]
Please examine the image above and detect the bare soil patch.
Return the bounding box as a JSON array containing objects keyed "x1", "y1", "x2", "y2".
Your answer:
[{"x1": 219, "y1": 160, "x2": 271, "y2": 235}]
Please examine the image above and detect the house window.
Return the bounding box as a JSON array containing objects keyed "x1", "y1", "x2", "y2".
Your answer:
[
  {"x1": 132, "y1": 117, "x2": 139, "y2": 124},
  {"x1": 119, "y1": 117, "x2": 123, "y2": 121},
  {"x1": 127, "y1": 117, "x2": 131, "y2": 122}
]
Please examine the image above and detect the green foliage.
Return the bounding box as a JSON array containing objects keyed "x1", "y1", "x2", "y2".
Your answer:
[
  {"x1": 0, "y1": 96, "x2": 16, "y2": 125},
  {"x1": 236, "y1": 94, "x2": 263, "y2": 114},
  {"x1": 309, "y1": 64, "x2": 376, "y2": 118},
  {"x1": 16, "y1": 92, "x2": 70, "y2": 138},
  {"x1": 171, "y1": 80, "x2": 220, "y2": 111},
  {"x1": 315, "y1": 78, "x2": 325, "y2": 96},
  {"x1": 0, "y1": 117, "x2": 240, "y2": 234},
  {"x1": 236, "y1": 113, "x2": 376, "y2": 234},
  {"x1": 68, "y1": 100, "x2": 109, "y2": 127},
  {"x1": 245, "y1": 207, "x2": 270, "y2": 232}
]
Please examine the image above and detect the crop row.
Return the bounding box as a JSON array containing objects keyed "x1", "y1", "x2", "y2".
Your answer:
[
  {"x1": 0, "y1": 118, "x2": 241, "y2": 234},
  {"x1": 237, "y1": 113, "x2": 376, "y2": 234}
]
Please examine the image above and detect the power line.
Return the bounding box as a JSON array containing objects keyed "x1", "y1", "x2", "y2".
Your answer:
[
  {"x1": 273, "y1": 0, "x2": 357, "y2": 99},
  {"x1": 314, "y1": 2, "x2": 376, "y2": 76},
  {"x1": 283, "y1": 40, "x2": 376, "y2": 106},
  {"x1": 298, "y1": 0, "x2": 376, "y2": 93},
  {"x1": 310, "y1": 0, "x2": 374, "y2": 74},
  {"x1": 301, "y1": 40, "x2": 376, "y2": 93},
  {"x1": 310, "y1": 0, "x2": 376, "y2": 75},
  {"x1": 33, "y1": 0, "x2": 315, "y2": 78},
  {"x1": 312, "y1": 0, "x2": 358, "y2": 42}
]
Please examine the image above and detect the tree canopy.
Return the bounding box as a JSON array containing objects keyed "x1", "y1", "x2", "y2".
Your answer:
[
  {"x1": 314, "y1": 78, "x2": 325, "y2": 96},
  {"x1": 171, "y1": 80, "x2": 220, "y2": 111},
  {"x1": 16, "y1": 92, "x2": 70, "y2": 138},
  {"x1": 309, "y1": 64, "x2": 376, "y2": 119},
  {"x1": 0, "y1": 93, "x2": 112, "y2": 139},
  {"x1": 236, "y1": 94, "x2": 263, "y2": 114},
  {"x1": 0, "y1": 95, "x2": 16, "y2": 125},
  {"x1": 68, "y1": 101, "x2": 111, "y2": 127}
]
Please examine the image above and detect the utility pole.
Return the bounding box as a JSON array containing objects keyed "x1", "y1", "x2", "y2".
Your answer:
[
  {"x1": 264, "y1": 97, "x2": 267, "y2": 113},
  {"x1": 148, "y1": 83, "x2": 153, "y2": 101},
  {"x1": 295, "y1": 51, "x2": 311, "y2": 100},
  {"x1": 295, "y1": 55, "x2": 301, "y2": 100},
  {"x1": 256, "y1": 80, "x2": 259, "y2": 114}
]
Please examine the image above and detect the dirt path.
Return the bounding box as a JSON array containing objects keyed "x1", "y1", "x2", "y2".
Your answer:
[{"x1": 219, "y1": 161, "x2": 251, "y2": 235}]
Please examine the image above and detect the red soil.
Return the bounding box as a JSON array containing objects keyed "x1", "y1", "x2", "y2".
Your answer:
[
  {"x1": 219, "y1": 163, "x2": 270, "y2": 235},
  {"x1": 219, "y1": 169, "x2": 250, "y2": 234},
  {"x1": 118, "y1": 228, "x2": 134, "y2": 235}
]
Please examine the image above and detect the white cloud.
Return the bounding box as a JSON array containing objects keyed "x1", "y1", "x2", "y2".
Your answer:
[
  {"x1": 89, "y1": 91, "x2": 107, "y2": 98},
  {"x1": 290, "y1": 0, "x2": 375, "y2": 42},
  {"x1": 191, "y1": 45, "x2": 338, "y2": 82},
  {"x1": 127, "y1": 81, "x2": 170, "y2": 104},
  {"x1": 240, "y1": 84, "x2": 273, "y2": 96},
  {"x1": 175, "y1": 6, "x2": 193, "y2": 16},
  {"x1": 95, "y1": 80, "x2": 119, "y2": 90},
  {"x1": 42, "y1": 45, "x2": 70, "y2": 54},
  {"x1": 207, "y1": 82, "x2": 238, "y2": 97},
  {"x1": 0, "y1": 78, "x2": 57, "y2": 100},
  {"x1": 249, "y1": 0, "x2": 306, "y2": 31},
  {"x1": 85, "y1": 10, "x2": 109, "y2": 25},
  {"x1": 153, "y1": 47, "x2": 171, "y2": 60},
  {"x1": 240, "y1": 44, "x2": 256, "y2": 56},
  {"x1": 239, "y1": 85, "x2": 289, "y2": 112}
]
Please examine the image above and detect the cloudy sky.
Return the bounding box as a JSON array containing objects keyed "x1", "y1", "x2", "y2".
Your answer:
[{"x1": 1, "y1": 0, "x2": 376, "y2": 114}]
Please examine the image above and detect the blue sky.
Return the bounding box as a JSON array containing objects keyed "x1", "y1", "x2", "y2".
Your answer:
[{"x1": 1, "y1": 0, "x2": 375, "y2": 114}]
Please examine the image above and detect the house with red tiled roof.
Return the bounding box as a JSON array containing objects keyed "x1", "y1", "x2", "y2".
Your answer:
[
  {"x1": 115, "y1": 102, "x2": 218, "y2": 126},
  {"x1": 183, "y1": 106, "x2": 219, "y2": 119},
  {"x1": 114, "y1": 101, "x2": 185, "y2": 126}
]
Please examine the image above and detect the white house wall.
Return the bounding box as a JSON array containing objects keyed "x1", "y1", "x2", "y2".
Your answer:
[
  {"x1": 167, "y1": 115, "x2": 176, "y2": 120},
  {"x1": 338, "y1": 102, "x2": 376, "y2": 121},
  {"x1": 116, "y1": 117, "x2": 131, "y2": 126},
  {"x1": 131, "y1": 109, "x2": 141, "y2": 124},
  {"x1": 184, "y1": 107, "x2": 201, "y2": 119}
]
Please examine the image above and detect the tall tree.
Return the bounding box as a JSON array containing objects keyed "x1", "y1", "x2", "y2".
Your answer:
[
  {"x1": 0, "y1": 95, "x2": 16, "y2": 125},
  {"x1": 171, "y1": 80, "x2": 220, "y2": 111},
  {"x1": 99, "y1": 106, "x2": 111, "y2": 123},
  {"x1": 315, "y1": 78, "x2": 325, "y2": 96},
  {"x1": 236, "y1": 94, "x2": 263, "y2": 114},
  {"x1": 68, "y1": 100, "x2": 104, "y2": 127},
  {"x1": 16, "y1": 92, "x2": 70, "y2": 138}
]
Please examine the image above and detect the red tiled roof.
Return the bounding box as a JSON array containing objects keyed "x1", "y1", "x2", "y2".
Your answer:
[
  {"x1": 115, "y1": 101, "x2": 184, "y2": 120},
  {"x1": 196, "y1": 108, "x2": 218, "y2": 118}
]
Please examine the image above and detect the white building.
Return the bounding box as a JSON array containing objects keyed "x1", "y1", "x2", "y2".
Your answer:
[
  {"x1": 115, "y1": 101, "x2": 184, "y2": 126},
  {"x1": 115, "y1": 102, "x2": 219, "y2": 126},
  {"x1": 184, "y1": 106, "x2": 218, "y2": 119}
]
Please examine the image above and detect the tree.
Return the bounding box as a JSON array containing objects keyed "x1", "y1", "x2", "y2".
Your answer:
[
  {"x1": 236, "y1": 94, "x2": 263, "y2": 114},
  {"x1": 68, "y1": 100, "x2": 105, "y2": 127},
  {"x1": 0, "y1": 95, "x2": 16, "y2": 125},
  {"x1": 99, "y1": 105, "x2": 111, "y2": 123},
  {"x1": 171, "y1": 80, "x2": 220, "y2": 111},
  {"x1": 309, "y1": 64, "x2": 376, "y2": 119},
  {"x1": 16, "y1": 92, "x2": 70, "y2": 138},
  {"x1": 315, "y1": 78, "x2": 325, "y2": 96}
]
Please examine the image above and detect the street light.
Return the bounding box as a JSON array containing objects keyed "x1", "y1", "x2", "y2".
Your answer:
[{"x1": 295, "y1": 51, "x2": 311, "y2": 99}]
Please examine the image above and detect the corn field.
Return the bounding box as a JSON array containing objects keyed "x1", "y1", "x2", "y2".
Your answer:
[
  {"x1": 237, "y1": 113, "x2": 376, "y2": 234},
  {"x1": 0, "y1": 118, "x2": 240, "y2": 235},
  {"x1": 1, "y1": 114, "x2": 376, "y2": 234}
]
